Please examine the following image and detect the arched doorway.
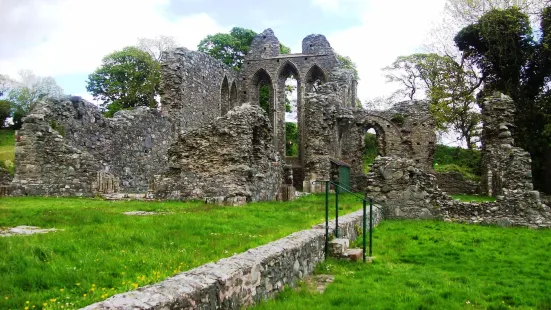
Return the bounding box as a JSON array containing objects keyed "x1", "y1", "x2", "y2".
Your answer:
[
  {"x1": 250, "y1": 69, "x2": 274, "y2": 122},
  {"x1": 230, "y1": 81, "x2": 238, "y2": 109},
  {"x1": 220, "y1": 76, "x2": 229, "y2": 116},
  {"x1": 363, "y1": 125, "x2": 385, "y2": 173}
]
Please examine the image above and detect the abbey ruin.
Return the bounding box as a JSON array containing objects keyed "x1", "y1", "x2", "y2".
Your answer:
[{"x1": 5, "y1": 29, "x2": 550, "y2": 227}]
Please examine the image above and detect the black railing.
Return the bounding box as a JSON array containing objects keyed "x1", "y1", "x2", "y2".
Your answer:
[{"x1": 313, "y1": 180, "x2": 380, "y2": 263}]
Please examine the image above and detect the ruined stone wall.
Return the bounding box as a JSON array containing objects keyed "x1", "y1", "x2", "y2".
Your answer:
[
  {"x1": 161, "y1": 47, "x2": 238, "y2": 132},
  {"x1": 366, "y1": 156, "x2": 550, "y2": 227},
  {"x1": 481, "y1": 93, "x2": 534, "y2": 196},
  {"x1": 436, "y1": 172, "x2": 479, "y2": 195},
  {"x1": 82, "y1": 208, "x2": 383, "y2": 310},
  {"x1": 238, "y1": 29, "x2": 350, "y2": 159},
  {"x1": 152, "y1": 104, "x2": 282, "y2": 205},
  {"x1": 300, "y1": 69, "x2": 357, "y2": 192},
  {"x1": 343, "y1": 100, "x2": 436, "y2": 191},
  {"x1": 12, "y1": 97, "x2": 174, "y2": 196}
]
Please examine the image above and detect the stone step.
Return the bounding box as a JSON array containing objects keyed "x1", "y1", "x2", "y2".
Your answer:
[
  {"x1": 328, "y1": 238, "x2": 349, "y2": 256},
  {"x1": 343, "y1": 248, "x2": 363, "y2": 261}
]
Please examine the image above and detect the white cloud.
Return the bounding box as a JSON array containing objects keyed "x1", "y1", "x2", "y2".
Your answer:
[
  {"x1": 0, "y1": 0, "x2": 227, "y2": 77},
  {"x1": 325, "y1": 0, "x2": 446, "y2": 102}
]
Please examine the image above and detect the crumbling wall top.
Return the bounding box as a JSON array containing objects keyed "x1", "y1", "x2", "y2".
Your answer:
[
  {"x1": 302, "y1": 34, "x2": 333, "y2": 55},
  {"x1": 246, "y1": 29, "x2": 281, "y2": 59}
]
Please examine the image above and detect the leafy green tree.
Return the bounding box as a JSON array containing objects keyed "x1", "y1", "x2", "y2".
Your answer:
[
  {"x1": 455, "y1": 6, "x2": 551, "y2": 191},
  {"x1": 383, "y1": 53, "x2": 482, "y2": 148},
  {"x1": 5, "y1": 70, "x2": 64, "y2": 128},
  {"x1": 86, "y1": 47, "x2": 160, "y2": 117},
  {"x1": 285, "y1": 122, "x2": 298, "y2": 156},
  {"x1": 198, "y1": 27, "x2": 291, "y2": 70},
  {"x1": 0, "y1": 100, "x2": 11, "y2": 128},
  {"x1": 337, "y1": 54, "x2": 360, "y2": 80}
]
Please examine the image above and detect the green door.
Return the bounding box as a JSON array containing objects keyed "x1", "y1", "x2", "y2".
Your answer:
[{"x1": 338, "y1": 166, "x2": 350, "y2": 189}]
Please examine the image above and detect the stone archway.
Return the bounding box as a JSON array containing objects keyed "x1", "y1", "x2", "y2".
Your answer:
[{"x1": 220, "y1": 76, "x2": 230, "y2": 116}]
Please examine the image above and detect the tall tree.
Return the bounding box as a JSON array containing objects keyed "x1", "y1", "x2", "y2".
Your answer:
[
  {"x1": 6, "y1": 70, "x2": 64, "y2": 128},
  {"x1": 455, "y1": 6, "x2": 551, "y2": 190},
  {"x1": 0, "y1": 100, "x2": 11, "y2": 128},
  {"x1": 137, "y1": 35, "x2": 177, "y2": 62},
  {"x1": 383, "y1": 53, "x2": 482, "y2": 148},
  {"x1": 86, "y1": 47, "x2": 160, "y2": 117}
]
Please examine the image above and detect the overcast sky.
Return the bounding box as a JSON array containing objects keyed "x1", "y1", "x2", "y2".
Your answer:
[{"x1": 0, "y1": 0, "x2": 447, "y2": 104}]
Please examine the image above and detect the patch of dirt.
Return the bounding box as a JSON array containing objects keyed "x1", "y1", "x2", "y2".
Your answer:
[
  {"x1": 123, "y1": 211, "x2": 171, "y2": 216},
  {"x1": 301, "y1": 274, "x2": 335, "y2": 293},
  {"x1": 0, "y1": 226, "x2": 60, "y2": 237}
]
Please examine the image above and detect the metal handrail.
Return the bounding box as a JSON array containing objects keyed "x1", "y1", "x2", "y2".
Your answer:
[{"x1": 312, "y1": 180, "x2": 380, "y2": 263}]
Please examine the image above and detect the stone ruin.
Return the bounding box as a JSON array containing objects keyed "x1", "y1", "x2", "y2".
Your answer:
[
  {"x1": 8, "y1": 28, "x2": 548, "y2": 225},
  {"x1": 9, "y1": 28, "x2": 437, "y2": 204},
  {"x1": 365, "y1": 93, "x2": 551, "y2": 228}
]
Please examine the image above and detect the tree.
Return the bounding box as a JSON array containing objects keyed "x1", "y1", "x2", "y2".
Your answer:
[
  {"x1": 285, "y1": 122, "x2": 298, "y2": 156},
  {"x1": 0, "y1": 100, "x2": 11, "y2": 128},
  {"x1": 383, "y1": 53, "x2": 482, "y2": 148},
  {"x1": 86, "y1": 47, "x2": 160, "y2": 117},
  {"x1": 6, "y1": 70, "x2": 64, "y2": 128},
  {"x1": 198, "y1": 27, "x2": 291, "y2": 71},
  {"x1": 336, "y1": 53, "x2": 360, "y2": 80},
  {"x1": 137, "y1": 35, "x2": 177, "y2": 62},
  {"x1": 455, "y1": 6, "x2": 551, "y2": 190}
]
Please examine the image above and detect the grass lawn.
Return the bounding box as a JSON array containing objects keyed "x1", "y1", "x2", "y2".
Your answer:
[
  {"x1": 451, "y1": 194, "x2": 496, "y2": 203},
  {"x1": 0, "y1": 194, "x2": 362, "y2": 309},
  {"x1": 254, "y1": 220, "x2": 551, "y2": 310},
  {"x1": 0, "y1": 129, "x2": 15, "y2": 173}
]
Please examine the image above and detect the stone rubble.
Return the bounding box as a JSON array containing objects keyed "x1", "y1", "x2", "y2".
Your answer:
[{"x1": 0, "y1": 226, "x2": 60, "y2": 237}]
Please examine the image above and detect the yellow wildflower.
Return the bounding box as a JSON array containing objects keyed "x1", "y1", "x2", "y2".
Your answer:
[
  {"x1": 82, "y1": 294, "x2": 87, "y2": 297},
  {"x1": 50, "y1": 299, "x2": 56, "y2": 303},
  {"x1": 60, "y1": 288, "x2": 64, "y2": 292}
]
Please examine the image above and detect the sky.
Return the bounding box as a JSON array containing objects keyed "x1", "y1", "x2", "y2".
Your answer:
[{"x1": 0, "y1": 0, "x2": 447, "y2": 104}]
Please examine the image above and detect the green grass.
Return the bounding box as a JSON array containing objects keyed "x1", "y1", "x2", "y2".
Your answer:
[
  {"x1": 0, "y1": 129, "x2": 15, "y2": 174},
  {"x1": 0, "y1": 194, "x2": 362, "y2": 309},
  {"x1": 254, "y1": 220, "x2": 551, "y2": 310},
  {"x1": 451, "y1": 194, "x2": 496, "y2": 203},
  {"x1": 434, "y1": 163, "x2": 481, "y2": 182}
]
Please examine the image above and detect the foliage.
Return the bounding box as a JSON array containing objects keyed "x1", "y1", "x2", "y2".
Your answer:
[
  {"x1": 86, "y1": 47, "x2": 160, "y2": 117},
  {"x1": 450, "y1": 194, "x2": 496, "y2": 202},
  {"x1": 198, "y1": 27, "x2": 291, "y2": 71},
  {"x1": 383, "y1": 53, "x2": 482, "y2": 148},
  {"x1": 0, "y1": 194, "x2": 362, "y2": 308},
  {"x1": 137, "y1": 35, "x2": 177, "y2": 62},
  {"x1": 434, "y1": 144, "x2": 481, "y2": 175},
  {"x1": 455, "y1": 6, "x2": 551, "y2": 190},
  {"x1": 363, "y1": 132, "x2": 378, "y2": 173},
  {"x1": 0, "y1": 100, "x2": 11, "y2": 128},
  {"x1": 336, "y1": 54, "x2": 359, "y2": 80},
  {"x1": 5, "y1": 70, "x2": 64, "y2": 129},
  {"x1": 390, "y1": 113, "x2": 405, "y2": 125},
  {"x1": 254, "y1": 220, "x2": 551, "y2": 309},
  {"x1": 434, "y1": 163, "x2": 481, "y2": 181},
  {"x1": 285, "y1": 122, "x2": 298, "y2": 156}
]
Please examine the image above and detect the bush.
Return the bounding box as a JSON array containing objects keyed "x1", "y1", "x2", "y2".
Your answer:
[
  {"x1": 434, "y1": 163, "x2": 480, "y2": 182},
  {"x1": 434, "y1": 145, "x2": 481, "y2": 175}
]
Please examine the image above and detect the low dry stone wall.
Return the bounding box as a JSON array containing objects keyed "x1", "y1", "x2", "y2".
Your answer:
[
  {"x1": 435, "y1": 171, "x2": 479, "y2": 195},
  {"x1": 82, "y1": 207, "x2": 383, "y2": 310}
]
